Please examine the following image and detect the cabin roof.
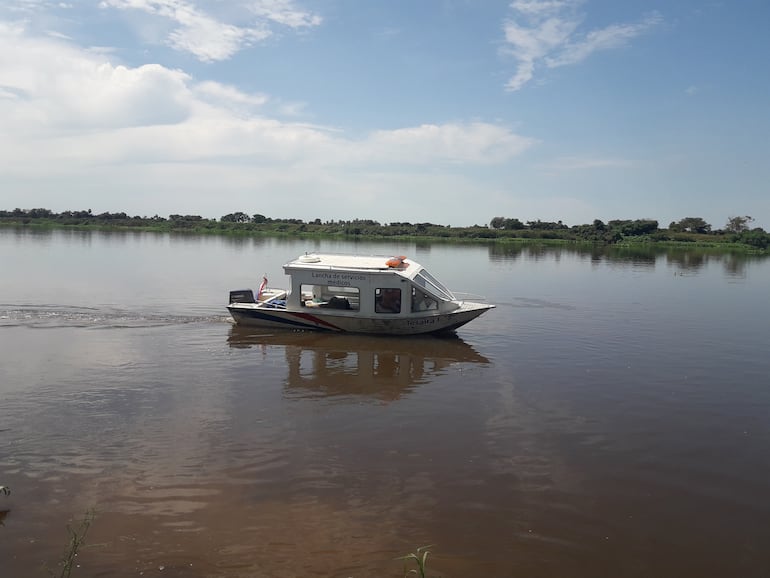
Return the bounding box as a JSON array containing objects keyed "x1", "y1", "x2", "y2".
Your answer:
[{"x1": 284, "y1": 253, "x2": 418, "y2": 275}]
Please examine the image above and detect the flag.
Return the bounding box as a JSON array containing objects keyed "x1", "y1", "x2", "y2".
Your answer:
[{"x1": 256, "y1": 276, "x2": 268, "y2": 301}]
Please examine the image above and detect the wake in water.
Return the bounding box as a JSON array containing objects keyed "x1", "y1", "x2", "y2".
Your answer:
[{"x1": 0, "y1": 304, "x2": 229, "y2": 329}]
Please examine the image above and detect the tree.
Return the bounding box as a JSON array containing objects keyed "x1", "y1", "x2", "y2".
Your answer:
[
  {"x1": 738, "y1": 228, "x2": 769, "y2": 249},
  {"x1": 28, "y1": 208, "x2": 53, "y2": 218},
  {"x1": 608, "y1": 219, "x2": 659, "y2": 236},
  {"x1": 527, "y1": 220, "x2": 567, "y2": 230},
  {"x1": 503, "y1": 218, "x2": 525, "y2": 230},
  {"x1": 669, "y1": 217, "x2": 711, "y2": 234},
  {"x1": 489, "y1": 216, "x2": 505, "y2": 229},
  {"x1": 571, "y1": 221, "x2": 619, "y2": 242},
  {"x1": 725, "y1": 215, "x2": 754, "y2": 233},
  {"x1": 221, "y1": 211, "x2": 250, "y2": 223}
]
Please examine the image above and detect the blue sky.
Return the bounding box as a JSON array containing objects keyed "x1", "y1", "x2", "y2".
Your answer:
[{"x1": 1, "y1": 1, "x2": 768, "y2": 228}]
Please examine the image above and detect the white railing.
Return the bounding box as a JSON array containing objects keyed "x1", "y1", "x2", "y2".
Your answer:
[{"x1": 451, "y1": 292, "x2": 488, "y2": 302}]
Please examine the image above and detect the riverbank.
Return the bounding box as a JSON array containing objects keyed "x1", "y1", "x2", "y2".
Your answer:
[{"x1": 1, "y1": 212, "x2": 767, "y2": 252}]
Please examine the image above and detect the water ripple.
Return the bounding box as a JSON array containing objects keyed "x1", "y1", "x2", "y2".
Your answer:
[{"x1": 0, "y1": 303, "x2": 227, "y2": 328}]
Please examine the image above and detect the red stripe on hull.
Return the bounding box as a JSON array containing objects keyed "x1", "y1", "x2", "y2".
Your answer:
[{"x1": 289, "y1": 312, "x2": 343, "y2": 331}]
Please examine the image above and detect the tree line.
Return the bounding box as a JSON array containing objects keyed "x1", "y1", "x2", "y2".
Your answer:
[{"x1": 1, "y1": 208, "x2": 767, "y2": 249}]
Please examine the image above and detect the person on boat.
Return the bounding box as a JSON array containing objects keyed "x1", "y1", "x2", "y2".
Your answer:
[
  {"x1": 376, "y1": 288, "x2": 401, "y2": 313},
  {"x1": 411, "y1": 289, "x2": 437, "y2": 312}
]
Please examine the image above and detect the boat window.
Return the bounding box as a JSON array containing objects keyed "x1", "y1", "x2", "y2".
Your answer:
[
  {"x1": 411, "y1": 287, "x2": 438, "y2": 312},
  {"x1": 413, "y1": 270, "x2": 453, "y2": 301},
  {"x1": 301, "y1": 283, "x2": 360, "y2": 310},
  {"x1": 375, "y1": 288, "x2": 401, "y2": 314}
]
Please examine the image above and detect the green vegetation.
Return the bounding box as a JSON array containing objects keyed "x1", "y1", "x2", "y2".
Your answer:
[
  {"x1": 1, "y1": 486, "x2": 92, "y2": 577},
  {"x1": 398, "y1": 545, "x2": 432, "y2": 578},
  {"x1": 1, "y1": 208, "x2": 768, "y2": 251},
  {"x1": 0, "y1": 498, "x2": 427, "y2": 578},
  {"x1": 46, "y1": 510, "x2": 94, "y2": 578},
  {"x1": 0, "y1": 485, "x2": 8, "y2": 528}
]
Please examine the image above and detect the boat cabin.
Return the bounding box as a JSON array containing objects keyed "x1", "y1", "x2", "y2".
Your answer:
[{"x1": 283, "y1": 253, "x2": 458, "y2": 316}]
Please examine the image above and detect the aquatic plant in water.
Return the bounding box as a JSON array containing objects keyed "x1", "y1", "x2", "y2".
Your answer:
[
  {"x1": 398, "y1": 545, "x2": 432, "y2": 578},
  {"x1": 46, "y1": 510, "x2": 94, "y2": 578}
]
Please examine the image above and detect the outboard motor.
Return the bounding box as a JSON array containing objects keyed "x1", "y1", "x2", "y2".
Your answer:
[{"x1": 229, "y1": 289, "x2": 255, "y2": 304}]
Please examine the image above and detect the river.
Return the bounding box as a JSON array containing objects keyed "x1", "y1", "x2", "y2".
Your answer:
[{"x1": 1, "y1": 228, "x2": 769, "y2": 577}]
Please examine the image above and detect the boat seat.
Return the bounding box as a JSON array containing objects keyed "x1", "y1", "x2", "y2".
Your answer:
[{"x1": 319, "y1": 296, "x2": 351, "y2": 310}]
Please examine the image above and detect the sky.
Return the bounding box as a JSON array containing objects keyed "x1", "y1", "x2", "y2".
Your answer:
[{"x1": 1, "y1": 1, "x2": 768, "y2": 229}]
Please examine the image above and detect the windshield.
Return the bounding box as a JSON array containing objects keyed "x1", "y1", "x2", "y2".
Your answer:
[{"x1": 413, "y1": 269, "x2": 454, "y2": 301}]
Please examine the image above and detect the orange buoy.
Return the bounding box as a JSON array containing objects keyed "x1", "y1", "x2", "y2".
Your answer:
[{"x1": 386, "y1": 256, "x2": 407, "y2": 268}]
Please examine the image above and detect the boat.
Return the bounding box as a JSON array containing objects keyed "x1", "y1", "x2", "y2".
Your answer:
[{"x1": 227, "y1": 253, "x2": 494, "y2": 335}]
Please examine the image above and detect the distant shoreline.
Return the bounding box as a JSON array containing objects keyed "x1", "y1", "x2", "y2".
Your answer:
[
  {"x1": 1, "y1": 221, "x2": 765, "y2": 254},
  {"x1": 1, "y1": 210, "x2": 767, "y2": 252}
]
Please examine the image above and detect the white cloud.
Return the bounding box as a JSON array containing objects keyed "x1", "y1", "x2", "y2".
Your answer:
[
  {"x1": 195, "y1": 81, "x2": 269, "y2": 109},
  {"x1": 509, "y1": 1, "x2": 573, "y2": 17},
  {"x1": 545, "y1": 12, "x2": 662, "y2": 68},
  {"x1": 0, "y1": 22, "x2": 534, "y2": 221},
  {"x1": 2, "y1": 0, "x2": 47, "y2": 15},
  {"x1": 277, "y1": 100, "x2": 309, "y2": 117},
  {"x1": 0, "y1": 22, "x2": 192, "y2": 131},
  {"x1": 502, "y1": 0, "x2": 661, "y2": 91},
  {"x1": 364, "y1": 123, "x2": 535, "y2": 165},
  {"x1": 99, "y1": 0, "x2": 320, "y2": 62},
  {"x1": 248, "y1": 0, "x2": 322, "y2": 29},
  {"x1": 503, "y1": 15, "x2": 578, "y2": 90}
]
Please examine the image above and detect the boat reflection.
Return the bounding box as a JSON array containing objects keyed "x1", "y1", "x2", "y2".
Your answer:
[{"x1": 227, "y1": 327, "x2": 490, "y2": 401}]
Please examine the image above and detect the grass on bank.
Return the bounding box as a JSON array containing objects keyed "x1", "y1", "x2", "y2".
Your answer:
[{"x1": 1, "y1": 215, "x2": 768, "y2": 253}]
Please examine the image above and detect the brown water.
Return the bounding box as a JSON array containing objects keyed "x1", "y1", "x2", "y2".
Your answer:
[{"x1": 1, "y1": 228, "x2": 769, "y2": 577}]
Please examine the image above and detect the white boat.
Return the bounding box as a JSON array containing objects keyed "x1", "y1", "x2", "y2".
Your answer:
[{"x1": 227, "y1": 253, "x2": 494, "y2": 335}]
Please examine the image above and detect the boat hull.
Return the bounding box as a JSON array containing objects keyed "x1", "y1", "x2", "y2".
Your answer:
[{"x1": 227, "y1": 302, "x2": 493, "y2": 335}]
